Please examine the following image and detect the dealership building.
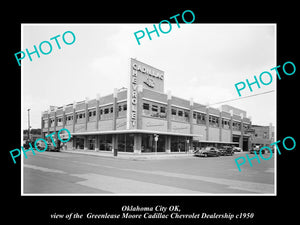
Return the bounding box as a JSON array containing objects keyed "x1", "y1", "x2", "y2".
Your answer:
[{"x1": 41, "y1": 58, "x2": 252, "y2": 154}]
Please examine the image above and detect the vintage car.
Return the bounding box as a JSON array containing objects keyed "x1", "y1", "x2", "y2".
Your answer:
[
  {"x1": 219, "y1": 146, "x2": 234, "y2": 156},
  {"x1": 250, "y1": 145, "x2": 265, "y2": 154},
  {"x1": 38, "y1": 140, "x2": 60, "y2": 152},
  {"x1": 233, "y1": 147, "x2": 242, "y2": 152},
  {"x1": 194, "y1": 147, "x2": 220, "y2": 157}
]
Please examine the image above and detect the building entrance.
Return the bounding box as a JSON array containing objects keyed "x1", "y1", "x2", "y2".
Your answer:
[{"x1": 243, "y1": 137, "x2": 249, "y2": 151}]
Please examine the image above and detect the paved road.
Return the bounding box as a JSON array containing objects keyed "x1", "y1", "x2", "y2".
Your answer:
[{"x1": 23, "y1": 151, "x2": 275, "y2": 195}]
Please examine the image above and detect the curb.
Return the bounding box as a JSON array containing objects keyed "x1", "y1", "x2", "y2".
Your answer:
[{"x1": 60, "y1": 150, "x2": 194, "y2": 161}]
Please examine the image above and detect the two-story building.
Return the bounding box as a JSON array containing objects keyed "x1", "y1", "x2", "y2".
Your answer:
[{"x1": 41, "y1": 58, "x2": 252, "y2": 154}]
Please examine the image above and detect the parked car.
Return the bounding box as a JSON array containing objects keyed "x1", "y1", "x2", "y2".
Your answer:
[
  {"x1": 219, "y1": 146, "x2": 234, "y2": 156},
  {"x1": 194, "y1": 147, "x2": 220, "y2": 157},
  {"x1": 250, "y1": 145, "x2": 265, "y2": 154},
  {"x1": 39, "y1": 141, "x2": 60, "y2": 152},
  {"x1": 233, "y1": 147, "x2": 242, "y2": 152}
]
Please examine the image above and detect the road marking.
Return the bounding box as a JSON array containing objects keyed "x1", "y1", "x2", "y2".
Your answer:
[{"x1": 71, "y1": 173, "x2": 204, "y2": 194}]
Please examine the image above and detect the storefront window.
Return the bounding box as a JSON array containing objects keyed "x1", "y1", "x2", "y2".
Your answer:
[
  {"x1": 87, "y1": 136, "x2": 95, "y2": 150},
  {"x1": 118, "y1": 134, "x2": 134, "y2": 152},
  {"x1": 171, "y1": 136, "x2": 187, "y2": 152},
  {"x1": 126, "y1": 134, "x2": 134, "y2": 152},
  {"x1": 75, "y1": 137, "x2": 84, "y2": 149},
  {"x1": 142, "y1": 134, "x2": 153, "y2": 152},
  {"x1": 99, "y1": 134, "x2": 112, "y2": 151},
  {"x1": 141, "y1": 134, "x2": 165, "y2": 153}
]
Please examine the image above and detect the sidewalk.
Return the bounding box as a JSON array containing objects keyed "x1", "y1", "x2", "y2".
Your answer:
[{"x1": 61, "y1": 149, "x2": 194, "y2": 160}]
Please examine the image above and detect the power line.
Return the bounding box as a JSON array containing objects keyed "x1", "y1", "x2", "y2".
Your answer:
[{"x1": 208, "y1": 90, "x2": 275, "y2": 106}]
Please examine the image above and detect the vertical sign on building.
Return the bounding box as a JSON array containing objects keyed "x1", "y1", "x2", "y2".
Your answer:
[{"x1": 127, "y1": 58, "x2": 165, "y2": 129}]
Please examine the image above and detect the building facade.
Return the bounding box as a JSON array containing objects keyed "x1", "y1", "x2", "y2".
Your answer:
[
  {"x1": 251, "y1": 124, "x2": 274, "y2": 147},
  {"x1": 41, "y1": 58, "x2": 252, "y2": 154}
]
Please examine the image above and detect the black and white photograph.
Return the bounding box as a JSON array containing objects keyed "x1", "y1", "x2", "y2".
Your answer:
[{"x1": 4, "y1": 5, "x2": 298, "y2": 225}]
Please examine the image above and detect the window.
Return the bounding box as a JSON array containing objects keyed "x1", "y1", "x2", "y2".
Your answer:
[
  {"x1": 193, "y1": 113, "x2": 196, "y2": 119},
  {"x1": 88, "y1": 110, "x2": 96, "y2": 121},
  {"x1": 184, "y1": 111, "x2": 189, "y2": 118},
  {"x1": 118, "y1": 103, "x2": 127, "y2": 118},
  {"x1": 152, "y1": 105, "x2": 158, "y2": 112},
  {"x1": 232, "y1": 121, "x2": 241, "y2": 130},
  {"x1": 66, "y1": 115, "x2": 73, "y2": 125},
  {"x1": 110, "y1": 107, "x2": 113, "y2": 113},
  {"x1": 178, "y1": 110, "x2": 183, "y2": 117},
  {"x1": 209, "y1": 115, "x2": 219, "y2": 127},
  {"x1": 195, "y1": 112, "x2": 206, "y2": 124},
  {"x1": 143, "y1": 103, "x2": 150, "y2": 110},
  {"x1": 160, "y1": 106, "x2": 167, "y2": 118},
  {"x1": 104, "y1": 108, "x2": 109, "y2": 114},
  {"x1": 171, "y1": 108, "x2": 177, "y2": 115},
  {"x1": 222, "y1": 118, "x2": 230, "y2": 129}
]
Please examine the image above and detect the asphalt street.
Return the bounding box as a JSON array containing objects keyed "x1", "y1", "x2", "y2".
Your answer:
[{"x1": 23, "y1": 151, "x2": 275, "y2": 195}]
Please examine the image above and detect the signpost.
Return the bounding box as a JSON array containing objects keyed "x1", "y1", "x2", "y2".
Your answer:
[
  {"x1": 186, "y1": 139, "x2": 190, "y2": 153},
  {"x1": 154, "y1": 134, "x2": 159, "y2": 154}
]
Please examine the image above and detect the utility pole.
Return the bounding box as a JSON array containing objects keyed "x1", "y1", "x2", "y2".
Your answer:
[{"x1": 27, "y1": 108, "x2": 31, "y2": 142}]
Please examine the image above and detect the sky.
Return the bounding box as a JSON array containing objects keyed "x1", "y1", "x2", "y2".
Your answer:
[{"x1": 22, "y1": 23, "x2": 276, "y2": 130}]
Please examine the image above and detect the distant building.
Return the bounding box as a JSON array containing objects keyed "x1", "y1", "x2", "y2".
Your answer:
[{"x1": 251, "y1": 123, "x2": 274, "y2": 147}]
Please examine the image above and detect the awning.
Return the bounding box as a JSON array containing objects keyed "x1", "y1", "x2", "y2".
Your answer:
[{"x1": 71, "y1": 129, "x2": 203, "y2": 137}]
